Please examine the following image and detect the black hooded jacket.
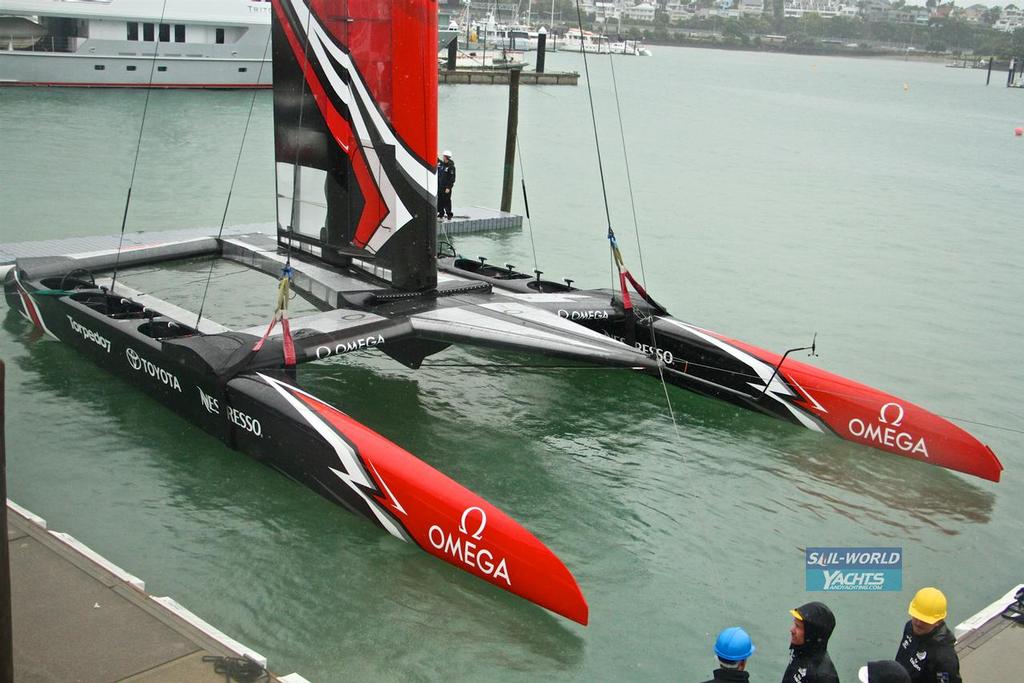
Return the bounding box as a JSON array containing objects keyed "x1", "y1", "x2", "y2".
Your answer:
[
  {"x1": 699, "y1": 667, "x2": 750, "y2": 683},
  {"x1": 782, "y1": 602, "x2": 839, "y2": 683},
  {"x1": 894, "y1": 620, "x2": 961, "y2": 683}
]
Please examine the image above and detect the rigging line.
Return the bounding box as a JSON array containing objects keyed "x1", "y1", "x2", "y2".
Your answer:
[
  {"x1": 109, "y1": 0, "x2": 171, "y2": 296},
  {"x1": 937, "y1": 416, "x2": 1024, "y2": 436},
  {"x1": 574, "y1": 0, "x2": 614, "y2": 234},
  {"x1": 284, "y1": 3, "x2": 318, "y2": 269},
  {"x1": 607, "y1": 52, "x2": 648, "y2": 288},
  {"x1": 194, "y1": 28, "x2": 274, "y2": 331},
  {"x1": 514, "y1": 136, "x2": 540, "y2": 273}
]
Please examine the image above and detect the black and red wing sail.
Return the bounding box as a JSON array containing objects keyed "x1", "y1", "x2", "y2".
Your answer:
[
  {"x1": 256, "y1": 372, "x2": 589, "y2": 625},
  {"x1": 272, "y1": 0, "x2": 437, "y2": 290}
]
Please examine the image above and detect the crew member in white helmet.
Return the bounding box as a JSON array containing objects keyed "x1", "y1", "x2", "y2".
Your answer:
[{"x1": 436, "y1": 150, "x2": 456, "y2": 220}]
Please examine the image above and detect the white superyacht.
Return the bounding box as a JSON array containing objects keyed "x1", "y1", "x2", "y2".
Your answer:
[{"x1": 0, "y1": 0, "x2": 274, "y2": 88}]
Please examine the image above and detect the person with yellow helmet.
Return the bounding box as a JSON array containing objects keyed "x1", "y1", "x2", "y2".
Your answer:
[
  {"x1": 783, "y1": 602, "x2": 839, "y2": 683},
  {"x1": 894, "y1": 587, "x2": 961, "y2": 683}
]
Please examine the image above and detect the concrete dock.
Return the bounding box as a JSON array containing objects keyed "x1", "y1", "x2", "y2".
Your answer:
[
  {"x1": 8, "y1": 500, "x2": 308, "y2": 682},
  {"x1": 954, "y1": 583, "x2": 1024, "y2": 679}
]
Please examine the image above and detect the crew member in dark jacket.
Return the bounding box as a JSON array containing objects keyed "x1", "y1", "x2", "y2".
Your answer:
[
  {"x1": 894, "y1": 587, "x2": 961, "y2": 683},
  {"x1": 436, "y1": 150, "x2": 456, "y2": 220},
  {"x1": 783, "y1": 602, "x2": 839, "y2": 683},
  {"x1": 700, "y1": 626, "x2": 755, "y2": 682}
]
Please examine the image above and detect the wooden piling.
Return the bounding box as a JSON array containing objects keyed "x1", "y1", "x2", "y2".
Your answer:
[
  {"x1": 537, "y1": 31, "x2": 547, "y2": 74},
  {"x1": 500, "y1": 69, "x2": 521, "y2": 213},
  {"x1": 446, "y1": 37, "x2": 457, "y2": 71}
]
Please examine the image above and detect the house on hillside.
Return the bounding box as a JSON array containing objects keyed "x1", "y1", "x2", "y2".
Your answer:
[
  {"x1": 859, "y1": 0, "x2": 893, "y2": 22},
  {"x1": 739, "y1": 0, "x2": 765, "y2": 16},
  {"x1": 665, "y1": 2, "x2": 694, "y2": 22},
  {"x1": 783, "y1": 1, "x2": 857, "y2": 19},
  {"x1": 624, "y1": 2, "x2": 657, "y2": 22},
  {"x1": 959, "y1": 4, "x2": 988, "y2": 24},
  {"x1": 892, "y1": 6, "x2": 929, "y2": 24},
  {"x1": 993, "y1": 4, "x2": 1024, "y2": 31}
]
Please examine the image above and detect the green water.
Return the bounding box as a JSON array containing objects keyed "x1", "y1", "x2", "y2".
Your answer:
[{"x1": 1, "y1": 47, "x2": 1022, "y2": 681}]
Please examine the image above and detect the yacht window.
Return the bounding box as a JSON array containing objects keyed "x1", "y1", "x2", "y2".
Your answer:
[
  {"x1": 159, "y1": 24, "x2": 170, "y2": 42},
  {"x1": 126, "y1": 65, "x2": 137, "y2": 71},
  {"x1": 94, "y1": 65, "x2": 105, "y2": 71},
  {"x1": 143, "y1": 23, "x2": 154, "y2": 41},
  {"x1": 157, "y1": 66, "x2": 167, "y2": 72},
  {"x1": 216, "y1": 28, "x2": 225, "y2": 44},
  {"x1": 127, "y1": 23, "x2": 138, "y2": 41},
  {"x1": 174, "y1": 25, "x2": 185, "y2": 43},
  {"x1": 238, "y1": 67, "x2": 248, "y2": 73}
]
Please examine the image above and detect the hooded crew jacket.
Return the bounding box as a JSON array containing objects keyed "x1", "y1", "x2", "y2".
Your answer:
[
  {"x1": 782, "y1": 602, "x2": 840, "y2": 683},
  {"x1": 894, "y1": 620, "x2": 961, "y2": 683}
]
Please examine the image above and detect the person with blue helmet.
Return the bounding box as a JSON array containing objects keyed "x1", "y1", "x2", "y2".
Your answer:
[{"x1": 700, "y1": 626, "x2": 756, "y2": 682}]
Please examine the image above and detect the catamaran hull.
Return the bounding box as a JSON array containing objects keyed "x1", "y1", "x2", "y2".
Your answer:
[
  {"x1": 4, "y1": 268, "x2": 589, "y2": 625},
  {"x1": 434, "y1": 260, "x2": 1003, "y2": 483}
]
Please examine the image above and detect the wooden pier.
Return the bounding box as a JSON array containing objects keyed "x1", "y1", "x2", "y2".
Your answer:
[{"x1": 439, "y1": 69, "x2": 578, "y2": 85}]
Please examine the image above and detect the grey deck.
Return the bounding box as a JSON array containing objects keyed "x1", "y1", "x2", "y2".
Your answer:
[
  {"x1": 1, "y1": 209, "x2": 521, "y2": 269},
  {"x1": 954, "y1": 584, "x2": 1024, "y2": 680},
  {"x1": 7, "y1": 501, "x2": 308, "y2": 683},
  {"x1": 441, "y1": 205, "x2": 522, "y2": 234},
  {"x1": 0, "y1": 224, "x2": 272, "y2": 268}
]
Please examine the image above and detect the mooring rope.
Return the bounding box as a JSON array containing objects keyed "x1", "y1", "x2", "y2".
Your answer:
[
  {"x1": 515, "y1": 136, "x2": 541, "y2": 274},
  {"x1": 194, "y1": 28, "x2": 274, "y2": 331}
]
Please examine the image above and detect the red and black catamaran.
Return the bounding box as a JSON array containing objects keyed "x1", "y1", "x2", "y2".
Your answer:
[{"x1": 4, "y1": 0, "x2": 1002, "y2": 625}]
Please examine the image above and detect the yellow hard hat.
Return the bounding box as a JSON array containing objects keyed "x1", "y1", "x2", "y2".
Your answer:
[{"x1": 908, "y1": 587, "x2": 947, "y2": 624}]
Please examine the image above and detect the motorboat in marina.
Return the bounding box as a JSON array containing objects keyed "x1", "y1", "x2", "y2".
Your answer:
[
  {"x1": 553, "y1": 27, "x2": 610, "y2": 54},
  {"x1": 608, "y1": 39, "x2": 652, "y2": 56}
]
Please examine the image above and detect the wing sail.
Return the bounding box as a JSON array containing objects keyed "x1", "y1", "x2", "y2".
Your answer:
[{"x1": 272, "y1": 0, "x2": 437, "y2": 291}]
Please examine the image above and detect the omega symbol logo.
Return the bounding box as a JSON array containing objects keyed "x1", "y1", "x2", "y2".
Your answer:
[
  {"x1": 878, "y1": 402, "x2": 904, "y2": 427},
  {"x1": 459, "y1": 506, "x2": 487, "y2": 540}
]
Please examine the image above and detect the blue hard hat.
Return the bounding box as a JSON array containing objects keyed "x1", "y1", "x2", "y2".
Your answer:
[{"x1": 714, "y1": 626, "x2": 755, "y2": 662}]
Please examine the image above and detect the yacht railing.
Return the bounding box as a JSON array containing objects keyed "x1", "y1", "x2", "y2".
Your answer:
[{"x1": 2, "y1": 35, "x2": 76, "y2": 53}]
